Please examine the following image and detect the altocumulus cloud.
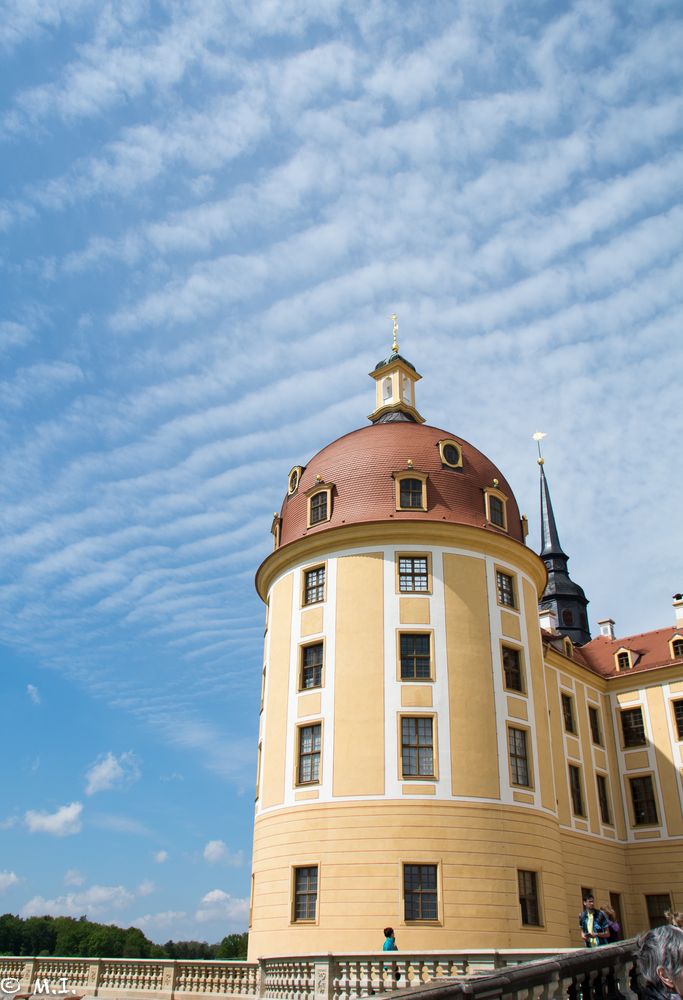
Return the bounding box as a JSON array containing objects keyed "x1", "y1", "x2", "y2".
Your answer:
[
  {"x1": 25, "y1": 802, "x2": 82, "y2": 836},
  {"x1": 85, "y1": 751, "x2": 140, "y2": 795},
  {"x1": 195, "y1": 889, "x2": 248, "y2": 925},
  {"x1": 202, "y1": 839, "x2": 243, "y2": 866},
  {"x1": 21, "y1": 883, "x2": 134, "y2": 919},
  {"x1": 0, "y1": 872, "x2": 20, "y2": 893}
]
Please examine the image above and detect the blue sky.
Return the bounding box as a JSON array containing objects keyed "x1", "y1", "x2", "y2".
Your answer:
[{"x1": 1, "y1": 0, "x2": 681, "y2": 945}]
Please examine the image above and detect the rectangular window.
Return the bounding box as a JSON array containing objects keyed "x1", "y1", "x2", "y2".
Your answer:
[
  {"x1": 502, "y1": 646, "x2": 523, "y2": 692},
  {"x1": 398, "y1": 555, "x2": 429, "y2": 593},
  {"x1": 646, "y1": 894, "x2": 672, "y2": 929},
  {"x1": 568, "y1": 764, "x2": 585, "y2": 816},
  {"x1": 496, "y1": 571, "x2": 515, "y2": 608},
  {"x1": 399, "y1": 477, "x2": 424, "y2": 509},
  {"x1": 621, "y1": 707, "x2": 646, "y2": 748},
  {"x1": 293, "y1": 866, "x2": 318, "y2": 921},
  {"x1": 310, "y1": 491, "x2": 328, "y2": 525},
  {"x1": 673, "y1": 700, "x2": 683, "y2": 741},
  {"x1": 400, "y1": 633, "x2": 431, "y2": 680},
  {"x1": 298, "y1": 724, "x2": 321, "y2": 784},
  {"x1": 561, "y1": 693, "x2": 576, "y2": 734},
  {"x1": 630, "y1": 775, "x2": 658, "y2": 826},
  {"x1": 403, "y1": 864, "x2": 438, "y2": 921},
  {"x1": 489, "y1": 495, "x2": 506, "y2": 528},
  {"x1": 518, "y1": 870, "x2": 541, "y2": 926},
  {"x1": 596, "y1": 774, "x2": 612, "y2": 825},
  {"x1": 401, "y1": 717, "x2": 434, "y2": 777},
  {"x1": 616, "y1": 651, "x2": 631, "y2": 670},
  {"x1": 303, "y1": 566, "x2": 325, "y2": 605},
  {"x1": 300, "y1": 642, "x2": 323, "y2": 690},
  {"x1": 588, "y1": 706, "x2": 603, "y2": 745},
  {"x1": 508, "y1": 727, "x2": 530, "y2": 787}
]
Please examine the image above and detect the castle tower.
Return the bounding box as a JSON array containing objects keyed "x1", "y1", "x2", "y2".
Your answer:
[
  {"x1": 537, "y1": 460, "x2": 591, "y2": 646},
  {"x1": 248, "y1": 339, "x2": 570, "y2": 959}
]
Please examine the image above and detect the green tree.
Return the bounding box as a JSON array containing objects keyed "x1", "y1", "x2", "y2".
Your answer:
[{"x1": 215, "y1": 933, "x2": 248, "y2": 960}]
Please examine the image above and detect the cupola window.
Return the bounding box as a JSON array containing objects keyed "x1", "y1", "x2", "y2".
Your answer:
[
  {"x1": 393, "y1": 471, "x2": 428, "y2": 512},
  {"x1": 438, "y1": 439, "x2": 463, "y2": 469},
  {"x1": 484, "y1": 487, "x2": 508, "y2": 531},
  {"x1": 288, "y1": 466, "x2": 303, "y2": 496},
  {"x1": 306, "y1": 483, "x2": 333, "y2": 528}
]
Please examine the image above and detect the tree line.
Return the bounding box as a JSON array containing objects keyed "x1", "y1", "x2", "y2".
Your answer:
[{"x1": 0, "y1": 914, "x2": 248, "y2": 960}]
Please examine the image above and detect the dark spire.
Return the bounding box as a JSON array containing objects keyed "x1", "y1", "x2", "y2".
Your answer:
[{"x1": 537, "y1": 459, "x2": 591, "y2": 646}]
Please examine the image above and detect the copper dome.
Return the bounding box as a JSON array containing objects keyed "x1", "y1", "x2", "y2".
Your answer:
[{"x1": 279, "y1": 422, "x2": 524, "y2": 546}]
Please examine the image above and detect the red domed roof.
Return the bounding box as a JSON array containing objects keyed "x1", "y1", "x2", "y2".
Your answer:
[{"x1": 280, "y1": 422, "x2": 524, "y2": 546}]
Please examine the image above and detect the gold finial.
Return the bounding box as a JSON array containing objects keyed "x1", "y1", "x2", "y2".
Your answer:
[
  {"x1": 407, "y1": 458, "x2": 413, "y2": 469},
  {"x1": 390, "y1": 313, "x2": 399, "y2": 353},
  {"x1": 532, "y1": 431, "x2": 547, "y2": 465}
]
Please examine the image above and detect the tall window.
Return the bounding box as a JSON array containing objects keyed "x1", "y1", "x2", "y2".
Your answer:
[
  {"x1": 293, "y1": 866, "x2": 318, "y2": 921},
  {"x1": 403, "y1": 864, "x2": 437, "y2": 921},
  {"x1": 673, "y1": 639, "x2": 683, "y2": 659},
  {"x1": 630, "y1": 776, "x2": 658, "y2": 825},
  {"x1": 621, "y1": 707, "x2": 646, "y2": 747},
  {"x1": 400, "y1": 634, "x2": 431, "y2": 680},
  {"x1": 518, "y1": 870, "x2": 541, "y2": 926},
  {"x1": 298, "y1": 724, "x2": 321, "y2": 784},
  {"x1": 496, "y1": 571, "x2": 515, "y2": 608},
  {"x1": 561, "y1": 694, "x2": 576, "y2": 734},
  {"x1": 309, "y1": 491, "x2": 328, "y2": 525},
  {"x1": 401, "y1": 717, "x2": 434, "y2": 777},
  {"x1": 588, "y1": 706, "x2": 603, "y2": 745},
  {"x1": 489, "y1": 495, "x2": 505, "y2": 528},
  {"x1": 301, "y1": 643, "x2": 323, "y2": 689},
  {"x1": 596, "y1": 774, "x2": 612, "y2": 825},
  {"x1": 673, "y1": 700, "x2": 683, "y2": 741},
  {"x1": 399, "y1": 477, "x2": 424, "y2": 509},
  {"x1": 508, "y1": 727, "x2": 530, "y2": 787},
  {"x1": 502, "y1": 646, "x2": 523, "y2": 692},
  {"x1": 646, "y1": 894, "x2": 672, "y2": 929},
  {"x1": 568, "y1": 764, "x2": 585, "y2": 816},
  {"x1": 304, "y1": 566, "x2": 325, "y2": 604},
  {"x1": 398, "y1": 556, "x2": 429, "y2": 593}
]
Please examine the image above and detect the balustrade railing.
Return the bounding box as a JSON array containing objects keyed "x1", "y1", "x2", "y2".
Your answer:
[{"x1": 0, "y1": 942, "x2": 640, "y2": 1000}]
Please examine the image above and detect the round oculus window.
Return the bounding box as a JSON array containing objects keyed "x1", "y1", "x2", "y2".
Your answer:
[
  {"x1": 288, "y1": 468, "x2": 300, "y2": 494},
  {"x1": 442, "y1": 443, "x2": 461, "y2": 467}
]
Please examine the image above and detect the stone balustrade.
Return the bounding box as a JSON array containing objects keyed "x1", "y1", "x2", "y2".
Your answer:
[{"x1": 0, "y1": 942, "x2": 640, "y2": 1000}]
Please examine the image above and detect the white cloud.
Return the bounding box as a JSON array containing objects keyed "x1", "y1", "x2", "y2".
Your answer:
[
  {"x1": 21, "y1": 883, "x2": 134, "y2": 919},
  {"x1": 203, "y1": 839, "x2": 244, "y2": 867},
  {"x1": 133, "y1": 910, "x2": 186, "y2": 931},
  {"x1": 195, "y1": 889, "x2": 248, "y2": 925},
  {"x1": 0, "y1": 871, "x2": 20, "y2": 893},
  {"x1": 136, "y1": 879, "x2": 155, "y2": 897},
  {"x1": 85, "y1": 751, "x2": 140, "y2": 795},
  {"x1": 25, "y1": 802, "x2": 82, "y2": 836},
  {"x1": 26, "y1": 683, "x2": 40, "y2": 704},
  {"x1": 0, "y1": 816, "x2": 18, "y2": 830},
  {"x1": 64, "y1": 868, "x2": 85, "y2": 887},
  {"x1": 153, "y1": 850, "x2": 169, "y2": 864}
]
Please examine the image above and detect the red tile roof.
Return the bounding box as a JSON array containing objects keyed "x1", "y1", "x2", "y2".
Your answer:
[
  {"x1": 279, "y1": 422, "x2": 524, "y2": 546},
  {"x1": 570, "y1": 628, "x2": 683, "y2": 678}
]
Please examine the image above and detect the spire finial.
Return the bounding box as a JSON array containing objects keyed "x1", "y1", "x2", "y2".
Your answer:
[
  {"x1": 532, "y1": 431, "x2": 547, "y2": 465},
  {"x1": 390, "y1": 313, "x2": 399, "y2": 354}
]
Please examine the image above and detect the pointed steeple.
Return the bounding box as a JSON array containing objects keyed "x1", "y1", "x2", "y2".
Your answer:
[{"x1": 536, "y1": 452, "x2": 591, "y2": 646}]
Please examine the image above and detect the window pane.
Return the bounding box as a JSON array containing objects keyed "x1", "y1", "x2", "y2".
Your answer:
[
  {"x1": 489, "y1": 495, "x2": 505, "y2": 527},
  {"x1": 630, "y1": 776, "x2": 658, "y2": 825},
  {"x1": 617, "y1": 651, "x2": 631, "y2": 670},
  {"x1": 301, "y1": 643, "x2": 323, "y2": 689},
  {"x1": 497, "y1": 572, "x2": 515, "y2": 607},
  {"x1": 569, "y1": 765, "x2": 584, "y2": 816},
  {"x1": 502, "y1": 647, "x2": 523, "y2": 691},
  {"x1": 399, "y1": 478, "x2": 424, "y2": 509},
  {"x1": 304, "y1": 567, "x2": 325, "y2": 604},
  {"x1": 398, "y1": 556, "x2": 429, "y2": 593},
  {"x1": 589, "y1": 707, "x2": 602, "y2": 745},
  {"x1": 403, "y1": 864, "x2": 438, "y2": 921},
  {"x1": 400, "y1": 633, "x2": 431, "y2": 679},
  {"x1": 561, "y1": 694, "x2": 576, "y2": 734},
  {"x1": 508, "y1": 728, "x2": 529, "y2": 787},
  {"x1": 596, "y1": 774, "x2": 611, "y2": 825},
  {"x1": 294, "y1": 866, "x2": 318, "y2": 921},
  {"x1": 310, "y1": 492, "x2": 328, "y2": 524},
  {"x1": 518, "y1": 870, "x2": 540, "y2": 926},
  {"x1": 673, "y1": 640, "x2": 683, "y2": 658},
  {"x1": 646, "y1": 894, "x2": 672, "y2": 929},
  {"x1": 621, "y1": 708, "x2": 646, "y2": 747},
  {"x1": 298, "y1": 724, "x2": 321, "y2": 784},
  {"x1": 401, "y1": 717, "x2": 434, "y2": 777},
  {"x1": 674, "y1": 700, "x2": 683, "y2": 741}
]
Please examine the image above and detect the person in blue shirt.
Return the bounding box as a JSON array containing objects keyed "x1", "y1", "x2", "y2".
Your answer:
[
  {"x1": 579, "y1": 895, "x2": 609, "y2": 947},
  {"x1": 383, "y1": 927, "x2": 398, "y2": 951}
]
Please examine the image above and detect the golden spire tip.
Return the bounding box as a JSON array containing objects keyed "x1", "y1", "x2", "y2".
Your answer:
[{"x1": 390, "y1": 313, "x2": 399, "y2": 354}]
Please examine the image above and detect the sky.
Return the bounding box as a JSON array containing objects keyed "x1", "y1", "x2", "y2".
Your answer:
[{"x1": 1, "y1": 0, "x2": 682, "y2": 947}]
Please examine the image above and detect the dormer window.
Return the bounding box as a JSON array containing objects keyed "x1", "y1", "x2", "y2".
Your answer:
[
  {"x1": 615, "y1": 649, "x2": 632, "y2": 671},
  {"x1": 437, "y1": 438, "x2": 463, "y2": 469},
  {"x1": 671, "y1": 636, "x2": 683, "y2": 659},
  {"x1": 271, "y1": 514, "x2": 281, "y2": 550},
  {"x1": 393, "y1": 471, "x2": 428, "y2": 511},
  {"x1": 288, "y1": 466, "x2": 303, "y2": 496},
  {"x1": 306, "y1": 484, "x2": 333, "y2": 528},
  {"x1": 484, "y1": 487, "x2": 508, "y2": 531}
]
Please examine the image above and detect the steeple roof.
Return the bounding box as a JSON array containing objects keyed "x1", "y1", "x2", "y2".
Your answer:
[{"x1": 539, "y1": 461, "x2": 567, "y2": 559}]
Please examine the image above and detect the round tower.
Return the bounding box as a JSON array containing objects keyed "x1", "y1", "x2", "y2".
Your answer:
[{"x1": 248, "y1": 342, "x2": 568, "y2": 959}]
